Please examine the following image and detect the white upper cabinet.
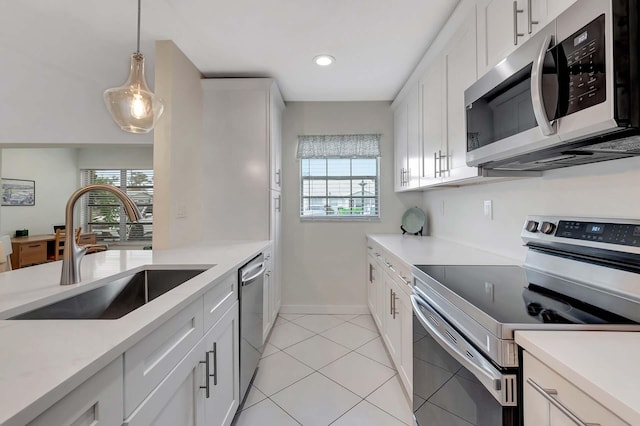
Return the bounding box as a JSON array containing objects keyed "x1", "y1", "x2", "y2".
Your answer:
[
  {"x1": 442, "y1": 7, "x2": 480, "y2": 183},
  {"x1": 394, "y1": 101, "x2": 409, "y2": 191},
  {"x1": 420, "y1": 56, "x2": 446, "y2": 187},
  {"x1": 477, "y1": 0, "x2": 578, "y2": 77},
  {"x1": 406, "y1": 84, "x2": 422, "y2": 189}
]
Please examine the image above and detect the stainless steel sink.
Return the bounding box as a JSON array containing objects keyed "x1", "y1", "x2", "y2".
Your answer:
[{"x1": 10, "y1": 268, "x2": 208, "y2": 320}]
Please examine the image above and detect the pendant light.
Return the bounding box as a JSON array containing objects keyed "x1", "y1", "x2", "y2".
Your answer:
[{"x1": 103, "y1": 0, "x2": 164, "y2": 133}]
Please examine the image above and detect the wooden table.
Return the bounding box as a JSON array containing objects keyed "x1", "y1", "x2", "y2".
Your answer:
[{"x1": 10, "y1": 233, "x2": 97, "y2": 269}]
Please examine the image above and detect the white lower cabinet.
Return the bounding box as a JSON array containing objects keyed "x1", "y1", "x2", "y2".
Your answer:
[
  {"x1": 125, "y1": 302, "x2": 240, "y2": 426},
  {"x1": 203, "y1": 302, "x2": 240, "y2": 426},
  {"x1": 523, "y1": 351, "x2": 629, "y2": 426},
  {"x1": 383, "y1": 271, "x2": 403, "y2": 363},
  {"x1": 367, "y1": 239, "x2": 413, "y2": 398},
  {"x1": 28, "y1": 357, "x2": 123, "y2": 426}
]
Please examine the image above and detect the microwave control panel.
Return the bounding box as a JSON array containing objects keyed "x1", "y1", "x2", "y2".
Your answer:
[
  {"x1": 560, "y1": 14, "x2": 606, "y2": 117},
  {"x1": 556, "y1": 220, "x2": 640, "y2": 247}
]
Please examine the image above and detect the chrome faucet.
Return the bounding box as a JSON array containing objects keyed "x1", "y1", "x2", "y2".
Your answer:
[{"x1": 60, "y1": 184, "x2": 142, "y2": 285}]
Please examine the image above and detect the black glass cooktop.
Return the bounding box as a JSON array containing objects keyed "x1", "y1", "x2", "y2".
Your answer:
[{"x1": 414, "y1": 265, "x2": 635, "y2": 325}]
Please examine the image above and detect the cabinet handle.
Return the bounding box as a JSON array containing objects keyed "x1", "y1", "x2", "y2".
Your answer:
[
  {"x1": 390, "y1": 289, "x2": 394, "y2": 315},
  {"x1": 527, "y1": 0, "x2": 538, "y2": 34},
  {"x1": 275, "y1": 195, "x2": 281, "y2": 212},
  {"x1": 433, "y1": 151, "x2": 438, "y2": 178},
  {"x1": 212, "y1": 342, "x2": 218, "y2": 386},
  {"x1": 392, "y1": 291, "x2": 399, "y2": 319},
  {"x1": 513, "y1": 1, "x2": 525, "y2": 45},
  {"x1": 27, "y1": 244, "x2": 41, "y2": 248},
  {"x1": 407, "y1": 168, "x2": 411, "y2": 185},
  {"x1": 436, "y1": 150, "x2": 449, "y2": 176},
  {"x1": 199, "y1": 350, "x2": 212, "y2": 398},
  {"x1": 369, "y1": 264, "x2": 374, "y2": 284},
  {"x1": 367, "y1": 246, "x2": 373, "y2": 250},
  {"x1": 275, "y1": 169, "x2": 281, "y2": 185},
  {"x1": 526, "y1": 378, "x2": 600, "y2": 426}
]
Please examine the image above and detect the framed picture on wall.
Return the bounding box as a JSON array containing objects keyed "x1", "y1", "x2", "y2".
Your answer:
[{"x1": 1, "y1": 178, "x2": 35, "y2": 206}]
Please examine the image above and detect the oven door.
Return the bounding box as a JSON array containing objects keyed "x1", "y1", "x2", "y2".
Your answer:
[{"x1": 411, "y1": 293, "x2": 519, "y2": 426}]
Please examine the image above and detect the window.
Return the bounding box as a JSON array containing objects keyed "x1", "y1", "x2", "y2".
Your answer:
[
  {"x1": 80, "y1": 169, "x2": 153, "y2": 242},
  {"x1": 297, "y1": 134, "x2": 381, "y2": 220}
]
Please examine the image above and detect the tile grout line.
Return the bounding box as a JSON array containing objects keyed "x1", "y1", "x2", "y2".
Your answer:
[{"x1": 248, "y1": 314, "x2": 406, "y2": 425}]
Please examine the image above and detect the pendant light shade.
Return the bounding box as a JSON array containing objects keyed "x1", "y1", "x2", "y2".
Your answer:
[{"x1": 103, "y1": 0, "x2": 164, "y2": 133}]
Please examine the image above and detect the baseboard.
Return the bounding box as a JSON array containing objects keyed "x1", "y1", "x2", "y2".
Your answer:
[{"x1": 279, "y1": 304, "x2": 369, "y2": 315}]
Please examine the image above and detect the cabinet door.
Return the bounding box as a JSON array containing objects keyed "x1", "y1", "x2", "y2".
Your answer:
[
  {"x1": 524, "y1": 376, "x2": 551, "y2": 426},
  {"x1": 398, "y1": 289, "x2": 413, "y2": 396},
  {"x1": 204, "y1": 303, "x2": 240, "y2": 426},
  {"x1": 374, "y1": 256, "x2": 386, "y2": 330},
  {"x1": 123, "y1": 341, "x2": 206, "y2": 426},
  {"x1": 420, "y1": 57, "x2": 444, "y2": 187},
  {"x1": 382, "y1": 273, "x2": 402, "y2": 365},
  {"x1": 406, "y1": 83, "x2": 421, "y2": 189},
  {"x1": 270, "y1": 89, "x2": 283, "y2": 191},
  {"x1": 29, "y1": 357, "x2": 123, "y2": 426},
  {"x1": 442, "y1": 7, "x2": 480, "y2": 183},
  {"x1": 477, "y1": 0, "x2": 524, "y2": 77},
  {"x1": 531, "y1": 0, "x2": 577, "y2": 36},
  {"x1": 263, "y1": 261, "x2": 272, "y2": 342},
  {"x1": 270, "y1": 190, "x2": 282, "y2": 319},
  {"x1": 367, "y1": 255, "x2": 379, "y2": 327},
  {"x1": 394, "y1": 101, "x2": 409, "y2": 192}
]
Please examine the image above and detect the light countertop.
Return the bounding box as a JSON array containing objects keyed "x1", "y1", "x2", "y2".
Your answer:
[
  {"x1": 0, "y1": 240, "x2": 269, "y2": 426},
  {"x1": 516, "y1": 331, "x2": 640, "y2": 425},
  {"x1": 367, "y1": 234, "x2": 520, "y2": 266}
]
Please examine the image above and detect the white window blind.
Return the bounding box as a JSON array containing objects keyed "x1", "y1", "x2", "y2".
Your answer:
[
  {"x1": 80, "y1": 169, "x2": 153, "y2": 242},
  {"x1": 297, "y1": 134, "x2": 381, "y2": 220}
]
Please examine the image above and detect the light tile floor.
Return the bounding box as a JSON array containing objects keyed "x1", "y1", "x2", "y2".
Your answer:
[{"x1": 234, "y1": 314, "x2": 412, "y2": 426}]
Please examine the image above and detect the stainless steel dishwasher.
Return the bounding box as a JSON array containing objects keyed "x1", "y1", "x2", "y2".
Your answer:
[{"x1": 238, "y1": 253, "x2": 265, "y2": 403}]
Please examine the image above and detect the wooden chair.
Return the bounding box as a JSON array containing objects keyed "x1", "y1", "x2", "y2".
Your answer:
[{"x1": 50, "y1": 228, "x2": 84, "y2": 261}]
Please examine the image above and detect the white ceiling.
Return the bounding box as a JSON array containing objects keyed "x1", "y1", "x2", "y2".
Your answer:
[{"x1": 2, "y1": 0, "x2": 459, "y2": 102}]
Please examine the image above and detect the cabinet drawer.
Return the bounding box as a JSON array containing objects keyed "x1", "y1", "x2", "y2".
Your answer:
[
  {"x1": 524, "y1": 352, "x2": 629, "y2": 426},
  {"x1": 203, "y1": 270, "x2": 237, "y2": 332},
  {"x1": 20, "y1": 242, "x2": 47, "y2": 265},
  {"x1": 29, "y1": 357, "x2": 123, "y2": 426},
  {"x1": 124, "y1": 299, "x2": 204, "y2": 417}
]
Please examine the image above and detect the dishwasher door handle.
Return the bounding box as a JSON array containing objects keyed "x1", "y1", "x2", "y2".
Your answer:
[{"x1": 242, "y1": 264, "x2": 266, "y2": 285}]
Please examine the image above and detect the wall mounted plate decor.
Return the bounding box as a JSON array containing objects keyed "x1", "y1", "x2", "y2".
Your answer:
[{"x1": 1, "y1": 178, "x2": 35, "y2": 206}]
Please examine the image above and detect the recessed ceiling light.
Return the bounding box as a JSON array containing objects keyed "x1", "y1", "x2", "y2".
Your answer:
[{"x1": 313, "y1": 55, "x2": 335, "y2": 66}]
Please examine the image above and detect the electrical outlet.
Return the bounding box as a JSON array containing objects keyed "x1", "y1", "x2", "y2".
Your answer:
[
  {"x1": 176, "y1": 203, "x2": 187, "y2": 219},
  {"x1": 483, "y1": 200, "x2": 493, "y2": 220}
]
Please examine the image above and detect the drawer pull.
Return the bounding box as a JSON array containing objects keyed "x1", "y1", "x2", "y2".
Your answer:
[
  {"x1": 27, "y1": 244, "x2": 42, "y2": 248},
  {"x1": 526, "y1": 378, "x2": 601, "y2": 426}
]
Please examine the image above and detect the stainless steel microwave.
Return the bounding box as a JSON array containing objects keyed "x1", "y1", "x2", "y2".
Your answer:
[{"x1": 465, "y1": 0, "x2": 640, "y2": 171}]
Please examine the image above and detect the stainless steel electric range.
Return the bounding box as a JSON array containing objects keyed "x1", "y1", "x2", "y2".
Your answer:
[{"x1": 411, "y1": 215, "x2": 640, "y2": 426}]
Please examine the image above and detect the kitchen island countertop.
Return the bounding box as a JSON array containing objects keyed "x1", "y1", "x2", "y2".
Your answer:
[{"x1": 0, "y1": 240, "x2": 269, "y2": 426}]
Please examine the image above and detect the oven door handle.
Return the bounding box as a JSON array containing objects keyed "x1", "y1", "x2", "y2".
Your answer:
[
  {"x1": 531, "y1": 33, "x2": 557, "y2": 136},
  {"x1": 411, "y1": 294, "x2": 516, "y2": 406}
]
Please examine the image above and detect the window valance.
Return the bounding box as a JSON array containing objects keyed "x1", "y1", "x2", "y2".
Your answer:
[{"x1": 296, "y1": 134, "x2": 381, "y2": 159}]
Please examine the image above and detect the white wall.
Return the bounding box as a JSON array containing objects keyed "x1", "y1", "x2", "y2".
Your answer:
[
  {"x1": 281, "y1": 102, "x2": 423, "y2": 313},
  {"x1": 77, "y1": 146, "x2": 153, "y2": 170},
  {"x1": 422, "y1": 156, "x2": 640, "y2": 262},
  {"x1": 152, "y1": 41, "x2": 204, "y2": 249},
  {"x1": 1, "y1": 148, "x2": 78, "y2": 236}
]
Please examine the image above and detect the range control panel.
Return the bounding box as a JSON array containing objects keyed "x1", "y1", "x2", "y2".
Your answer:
[{"x1": 557, "y1": 221, "x2": 640, "y2": 247}]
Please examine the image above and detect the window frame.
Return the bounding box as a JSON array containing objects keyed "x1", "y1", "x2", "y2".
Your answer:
[{"x1": 299, "y1": 157, "x2": 381, "y2": 222}]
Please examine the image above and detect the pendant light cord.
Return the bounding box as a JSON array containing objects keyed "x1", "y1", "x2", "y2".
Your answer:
[{"x1": 136, "y1": 0, "x2": 141, "y2": 54}]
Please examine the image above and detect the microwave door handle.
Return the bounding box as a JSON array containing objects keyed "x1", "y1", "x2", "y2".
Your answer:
[
  {"x1": 531, "y1": 33, "x2": 557, "y2": 136},
  {"x1": 410, "y1": 295, "x2": 508, "y2": 405}
]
